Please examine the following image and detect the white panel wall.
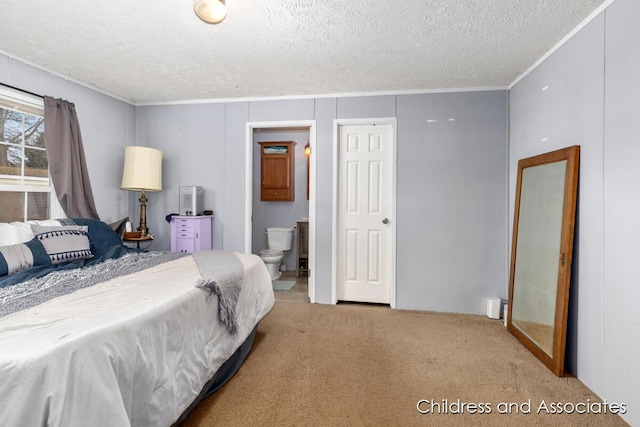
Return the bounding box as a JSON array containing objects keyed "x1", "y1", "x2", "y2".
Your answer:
[
  {"x1": 510, "y1": 1, "x2": 640, "y2": 423},
  {"x1": 510, "y1": 14, "x2": 606, "y2": 386},
  {"x1": 602, "y1": 0, "x2": 640, "y2": 423}
]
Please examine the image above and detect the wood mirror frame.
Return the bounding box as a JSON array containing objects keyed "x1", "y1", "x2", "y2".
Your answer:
[{"x1": 507, "y1": 145, "x2": 580, "y2": 377}]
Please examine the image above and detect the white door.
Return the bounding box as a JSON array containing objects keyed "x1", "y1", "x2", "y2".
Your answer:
[{"x1": 337, "y1": 124, "x2": 394, "y2": 304}]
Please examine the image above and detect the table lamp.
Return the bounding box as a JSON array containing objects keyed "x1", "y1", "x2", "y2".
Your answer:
[{"x1": 121, "y1": 146, "x2": 163, "y2": 237}]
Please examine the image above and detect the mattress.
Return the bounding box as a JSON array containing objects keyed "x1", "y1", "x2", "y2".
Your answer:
[{"x1": 0, "y1": 252, "x2": 275, "y2": 426}]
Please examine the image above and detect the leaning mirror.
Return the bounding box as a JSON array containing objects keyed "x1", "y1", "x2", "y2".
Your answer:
[{"x1": 507, "y1": 145, "x2": 580, "y2": 377}]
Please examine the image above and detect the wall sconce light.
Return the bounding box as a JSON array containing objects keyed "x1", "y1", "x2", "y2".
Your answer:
[
  {"x1": 194, "y1": 0, "x2": 227, "y2": 24},
  {"x1": 304, "y1": 143, "x2": 311, "y2": 200}
]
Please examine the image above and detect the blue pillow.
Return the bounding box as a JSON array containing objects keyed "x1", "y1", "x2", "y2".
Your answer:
[
  {"x1": 71, "y1": 218, "x2": 123, "y2": 252},
  {"x1": 0, "y1": 238, "x2": 52, "y2": 277}
]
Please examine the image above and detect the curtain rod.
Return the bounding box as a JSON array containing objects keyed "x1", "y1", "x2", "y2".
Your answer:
[{"x1": 0, "y1": 82, "x2": 44, "y2": 99}]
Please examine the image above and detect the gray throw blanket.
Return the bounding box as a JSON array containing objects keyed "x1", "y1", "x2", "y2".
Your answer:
[
  {"x1": 0, "y1": 251, "x2": 188, "y2": 319},
  {"x1": 192, "y1": 251, "x2": 244, "y2": 335}
]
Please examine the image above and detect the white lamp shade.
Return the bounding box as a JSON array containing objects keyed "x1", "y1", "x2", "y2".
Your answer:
[
  {"x1": 121, "y1": 146, "x2": 163, "y2": 192},
  {"x1": 194, "y1": 0, "x2": 226, "y2": 24}
]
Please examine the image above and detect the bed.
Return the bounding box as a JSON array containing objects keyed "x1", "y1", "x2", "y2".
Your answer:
[{"x1": 0, "y1": 218, "x2": 275, "y2": 426}]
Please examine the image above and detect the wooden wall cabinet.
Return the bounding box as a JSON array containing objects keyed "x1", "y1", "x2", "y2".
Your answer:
[{"x1": 259, "y1": 141, "x2": 295, "y2": 202}]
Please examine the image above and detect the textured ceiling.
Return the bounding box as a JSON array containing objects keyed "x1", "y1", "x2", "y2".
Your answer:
[{"x1": 0, "y1": 0, "x2": 605, "y2": 104}]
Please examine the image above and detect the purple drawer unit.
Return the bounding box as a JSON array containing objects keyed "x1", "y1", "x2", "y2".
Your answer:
[{"x1": 170, "y1": 215, "x2": 212, "y2": 253}]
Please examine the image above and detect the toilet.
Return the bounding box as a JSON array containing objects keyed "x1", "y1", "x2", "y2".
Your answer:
[{"x1": 259, "y1": 227, "x2": 294, "y2": 280}]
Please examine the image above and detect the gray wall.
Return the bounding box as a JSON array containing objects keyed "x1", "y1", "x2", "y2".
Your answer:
[
  {"x1": 135, "y1": 103, "x2": 227, "y2": 251},
  {"x1": 314, "y1": 98, "x2": 337, "y2": 304},
  {"x1": 137, "y1": 90, "x2": 508, "y2": 313},
  {"x1": 396, "y1": 91, "x2": 508, "y2": 313},
  {"x1": 251, "y1": 129, "x2": 310, "y2": 271},
  {"x1": 509, "y1": 0, "x2": 639, "y2": 424},
  {"x1": 0, "y1": 54, "x2": 134, "y2": 224},
  {"x1": 603, "y1": 0, "x2": 640, "y2": 423}
]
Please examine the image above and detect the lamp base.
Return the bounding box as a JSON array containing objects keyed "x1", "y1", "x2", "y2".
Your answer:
[{"x1": 137, "y1": 189, "x2": 149, "y2": 237}]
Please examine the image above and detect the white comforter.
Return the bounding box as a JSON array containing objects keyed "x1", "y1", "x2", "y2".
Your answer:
[{"x1": 0, "y1": 252, "x2": 275, "y2": 427}]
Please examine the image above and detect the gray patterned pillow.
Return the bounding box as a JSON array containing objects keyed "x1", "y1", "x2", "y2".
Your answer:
[{"x1": 30, "y1": 225, "x2": 93, "y2": 265}]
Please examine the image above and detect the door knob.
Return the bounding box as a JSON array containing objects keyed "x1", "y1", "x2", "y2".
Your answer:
[{"x1": 382, "y1": 218, "x2": 390, "y2": 224}]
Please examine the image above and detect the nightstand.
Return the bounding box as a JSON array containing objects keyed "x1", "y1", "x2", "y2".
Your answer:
[
  {"x1": 170, "y1": 215, "x2": 212, "y2": 253},
  {"x1": 123, "y1": 235, "x2": 154, "y2": 249}
]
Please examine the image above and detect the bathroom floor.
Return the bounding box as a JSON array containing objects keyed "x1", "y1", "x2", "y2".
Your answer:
[{"x1": 273, "y1": 271, "x2": 309, "y2": 303}]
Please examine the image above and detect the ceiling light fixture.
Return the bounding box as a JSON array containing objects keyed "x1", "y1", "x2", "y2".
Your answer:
[{"x1": 194, "y1": 0, "x2": 227, "y2": 24}]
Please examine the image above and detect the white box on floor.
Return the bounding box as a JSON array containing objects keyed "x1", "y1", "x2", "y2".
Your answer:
[{"x1": 486, "y1": 297, "x2": 501, "y2": 319}]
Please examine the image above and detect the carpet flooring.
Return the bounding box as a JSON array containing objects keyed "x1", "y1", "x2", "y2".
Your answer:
[{"x1": 181, "y1": 301, "x2": 629, "y2": 426}]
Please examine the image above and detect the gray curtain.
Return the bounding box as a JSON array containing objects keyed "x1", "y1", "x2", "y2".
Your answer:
[{"x1": 43, "y1": 96, "x2": 99, "y2": 219}]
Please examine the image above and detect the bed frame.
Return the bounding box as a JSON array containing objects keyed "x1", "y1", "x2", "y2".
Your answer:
[{"x1": 174, "y1": 324, "x2": 259, "y2": 425}]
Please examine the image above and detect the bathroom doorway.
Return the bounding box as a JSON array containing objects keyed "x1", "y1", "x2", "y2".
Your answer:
[{"x1": 245, "y1": 120, "x2": 317, "y2": 303}]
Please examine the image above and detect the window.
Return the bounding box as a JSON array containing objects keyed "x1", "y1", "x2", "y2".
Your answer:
[{"x1": 0, "y1": 88, "x2": 62, "y2": 223}]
